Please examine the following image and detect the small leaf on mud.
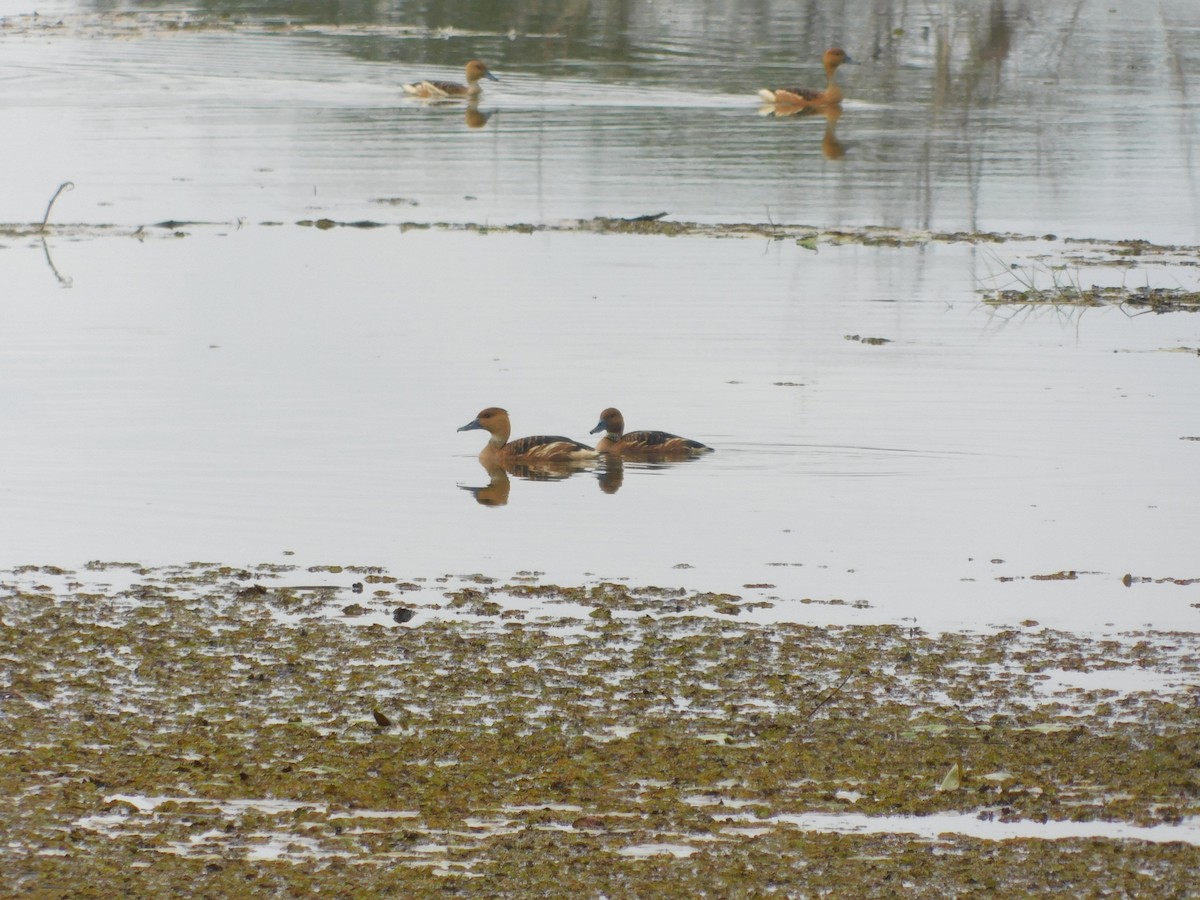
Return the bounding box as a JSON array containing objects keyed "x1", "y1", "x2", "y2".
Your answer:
[{"x1": 937, "y1": 759, "x2": 963, "y2": 792}]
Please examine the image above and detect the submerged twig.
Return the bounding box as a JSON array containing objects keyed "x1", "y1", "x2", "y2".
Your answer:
[
  {"x1": 804, "y1": 670, "x2": 853, "y2": 720},
  {"x1": 40, "y1": 181, "x2": 75, "y2": 232}
]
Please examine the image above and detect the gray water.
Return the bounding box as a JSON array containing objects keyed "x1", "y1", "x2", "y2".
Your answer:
[
  {"x1": 4, "y1": 0, "x2": 1199, "y2": 240},
  {"x1": 2, "y1": 0, "x2": 1198, "y2": 631}
]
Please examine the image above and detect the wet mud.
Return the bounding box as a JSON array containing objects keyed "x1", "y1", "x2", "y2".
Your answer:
[{"x1": 3, "y1": 563, "x2": 1197, "y2": 895}]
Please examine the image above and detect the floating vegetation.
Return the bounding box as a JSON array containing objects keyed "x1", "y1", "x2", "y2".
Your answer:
[
  {"x1": 4, "y1": 216, "x2": 1200, "y2": 287},
  {"x1": 2, "y1": 563, "x2": 1197, "y2": 894},
  {"x1": 845, "y1": 334, "x2": 893, "y2": 345},
  {"x1": 984, "y1": 284, "x2": 1200, "y2": 313},
  {"x1": 978, "y1": 252, "x2": 1200, "y2": 313}
]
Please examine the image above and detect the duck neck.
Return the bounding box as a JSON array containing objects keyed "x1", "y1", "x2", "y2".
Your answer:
[{"x1": 823, "y1": 68, "x2": 843, "y2": 104}]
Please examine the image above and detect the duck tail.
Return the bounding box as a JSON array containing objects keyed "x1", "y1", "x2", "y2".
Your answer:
[{"x1": 757, "y1": 88, "x2": 778, "y2": 103}]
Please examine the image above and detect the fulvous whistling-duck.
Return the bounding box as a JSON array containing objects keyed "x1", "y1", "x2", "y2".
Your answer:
[
  {"x1": 757, "y1": 48, "x2": 854, "y2": 108},
  {"x1": 403, "y1": 59, "x2": 498, "y2": 99},
  {"x1": 589, "y1": 408, "x2": 712, "y2": 458},
  {"x1": 459, "y1": 407, "x2": 598, "y2": 465}
]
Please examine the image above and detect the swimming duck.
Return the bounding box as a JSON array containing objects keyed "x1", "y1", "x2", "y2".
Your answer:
[
  {"x1": 403, "y1": 59, "x2": 498, "y2": 99},
  {"x1": 589, "y1": 408, "x2": 713, "y2": 458},
  {"x1": 459, "y1": 407, "x2": 598, "y2": 465},
  {"x1": 757, "y1": 48, "x2": 853, "y2": 108}
]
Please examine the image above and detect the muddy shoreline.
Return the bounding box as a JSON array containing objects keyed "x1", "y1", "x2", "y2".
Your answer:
[{"x1": 3, "y1": 562, "x2": 1198, "y2": 894}]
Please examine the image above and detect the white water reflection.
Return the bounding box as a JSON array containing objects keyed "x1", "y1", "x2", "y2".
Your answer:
[
  {"x1": 0, "y1": 0, "x2": 1197, "y2": 240},
  {"x1": 726, "y1": 811, "x2": 1200, "y2": 847},
  {"x1": 2, "y1": 228, "x2": 1197, "y2": 631},
  {"x1": 80, "y1": 794, "x2": 1200, "y2": 853}
]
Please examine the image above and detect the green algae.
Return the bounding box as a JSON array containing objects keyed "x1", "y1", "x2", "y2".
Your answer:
[{"x1": 1, "y1": 563, "x2": 1197, "y2": 895}]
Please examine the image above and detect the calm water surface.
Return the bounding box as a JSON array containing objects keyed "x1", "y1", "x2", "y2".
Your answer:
[
  {"x1": 3, "y1": 228, "x2": 1197, "y2": 630},
  {"x1": 1, "y1": 0, "x2": 1198, "y2": 631},
  {"x1": 1, "y1": 0, "x2": 1198, "y2": 241}
]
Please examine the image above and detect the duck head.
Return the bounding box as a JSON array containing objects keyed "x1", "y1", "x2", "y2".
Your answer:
[{"x1": 458, "y1": 406, "x2": 511, "y2": 446}]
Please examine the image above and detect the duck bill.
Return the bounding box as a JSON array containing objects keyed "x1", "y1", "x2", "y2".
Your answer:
[
  {"x1": 485, "y1": 71, "x2": 499, "y2": 82},
  {"x1": 589, "y1": 421, "x2": 606, "y2": 435},
  {"x1": 458, "y1": 418, "x2": 483, "y2": 432}
]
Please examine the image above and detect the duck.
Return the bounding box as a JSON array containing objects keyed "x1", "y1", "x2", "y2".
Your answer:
[
  {"x1": 757, "y1": 48, "x2": 854, "y2": 108},
  {"x1": 403, "y1": 59, "x2": 498, "y2": 99},
  {"x1": 589, "y1": 408, "x2": 713, "y2": 458},
  {"x1": 459, "y1": 407, "x2": 598, "y2": 465}
]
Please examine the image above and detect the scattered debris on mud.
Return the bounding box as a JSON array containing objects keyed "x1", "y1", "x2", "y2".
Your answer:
[{"x1": 3, "y1": 562, "x2": 1197, "y2": 894}]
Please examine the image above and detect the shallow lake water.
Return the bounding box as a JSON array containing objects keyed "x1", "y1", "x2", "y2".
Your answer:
[
  {"x1": 2, "y1": 1, "x2": 1199, "y2": 632},
  {"x1": 3, "y1": 226, "x2": 1197, "y2": 631},
  {"x1": 2, "y1": 0, "x2": 1199, "y2": 241}
]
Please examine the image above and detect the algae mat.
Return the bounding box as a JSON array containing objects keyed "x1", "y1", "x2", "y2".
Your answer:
[{"x1": 2, "y1": 563, "x2": 1198, "y2": 896}]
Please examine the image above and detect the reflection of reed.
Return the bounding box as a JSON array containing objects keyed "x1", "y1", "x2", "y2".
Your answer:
[
  {"x1": 40, "y1": 236, "x2": 73, "y2": 288},
  {"x1": 37, "y1": 180, "x2": 75, "y2": 287},
  {"x1": 920, "y1": 0, "x2": 1022, "y2": 231}
]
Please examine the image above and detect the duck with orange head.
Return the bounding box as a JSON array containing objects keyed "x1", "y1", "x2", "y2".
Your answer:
[
  {"x1": 403, "y1": 59, "x2": 498, "y2": 99},
  {"x1": 459, "y1": 407, "x2": 598, "y2": 466},
  {"x1": 757, "y1": 48, "x2": 854, "y2": 109},
  {"x1": 589, "y1": 408, "x2": 712, "y2": 459}
]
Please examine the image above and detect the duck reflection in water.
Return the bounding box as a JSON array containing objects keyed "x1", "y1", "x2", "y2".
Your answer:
[
  {"x1": 464, "y1": 102, "x2": 494, "y2": 129},
  {"x1": 593, "y1": 450, "x2": 715, "y2": 496},
  {"x1": 759, "y1": 103, "x2": 846, "y2": 160},
  {"x1": 459, "y1": 460, "x2": 596, "y2": 507},
  {"x1": 596, "y1": 455, "x2": 624, "y2": 495},
  {"x1": 413, "y1": 97, "x2": 494, "y2": 128}
]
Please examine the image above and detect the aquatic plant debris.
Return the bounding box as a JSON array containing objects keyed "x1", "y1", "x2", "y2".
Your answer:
[
  {"x1": 2, "y1": 562, "x2": 1197, "y2": 894},
  {"x1": 5, "y1": 218, "x2": 1199, "y2": 304},
  {"x1": 983, "y1": 284, "x2": 1200, "y2": 313}
]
